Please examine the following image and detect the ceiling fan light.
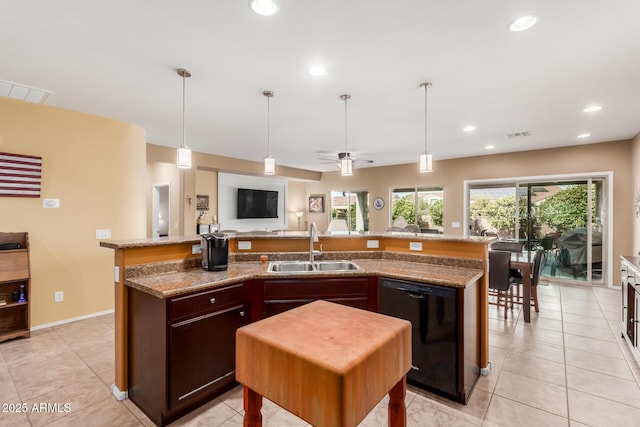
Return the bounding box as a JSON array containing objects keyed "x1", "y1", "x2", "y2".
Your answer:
[
  {"x1": 177, "y1": 146, "x2": 192, "y2": 169},
  {"x1": 341, "y1": 157, "x2": 353, "y2": 176},
  {"x1": 419, "y1": 153, "x2": 432, "y2": 173},
  {"x1": 264, "y1": 155, "x2": 275, "y2": 175}
]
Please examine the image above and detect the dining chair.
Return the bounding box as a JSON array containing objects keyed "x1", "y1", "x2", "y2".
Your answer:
[
  {"x1": 512, "y1": 248, "x2": 544, "y2": 312},
  {"x1": 490, "y1": 240, "x2": 525, "y2": 297},
  {"x1": 404, "y1": 224, "x2": 421, "y2": 233},
  {"x1": 489, "y1": 240, "x2": 524, "y2": 253},
  {"x1": 488, "y1": 250, "x2": 516, "y2": 319}
]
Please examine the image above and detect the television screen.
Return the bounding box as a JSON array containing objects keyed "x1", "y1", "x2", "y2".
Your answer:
[{"x1": 237, "y1": 188, "x2": 279, "y2": 219}]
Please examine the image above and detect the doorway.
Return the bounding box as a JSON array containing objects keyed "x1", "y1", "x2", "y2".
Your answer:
[{"x1": 152, "y1": 183, "x2": 170, "y2": 237}]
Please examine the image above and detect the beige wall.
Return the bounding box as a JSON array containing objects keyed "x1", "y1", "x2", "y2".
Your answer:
[
  {"x1": 0, "y1": 98, "x2": 146, "y2": 327},
  {"x1": 307, "y1": 139, "x2": 633, "y2": 285},
  {"x1": 632, "y1": 133, "x2": 640, "y2": 257},
  {"x1": 146, "y1": 144, "x2": 321, "y2": 236}
]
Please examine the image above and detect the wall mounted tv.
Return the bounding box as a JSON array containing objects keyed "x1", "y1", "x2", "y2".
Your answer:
[{"x1": 237, "y1": 188, "x2": 279, "y2": 219}]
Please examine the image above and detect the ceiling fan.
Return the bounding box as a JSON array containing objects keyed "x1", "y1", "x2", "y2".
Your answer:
[
  {"x1": 319, "y1": 94, "x2": 374, "y2": 173},
  {"x1": 319, "y1": 152, "x2": 374, "y2": 168}
]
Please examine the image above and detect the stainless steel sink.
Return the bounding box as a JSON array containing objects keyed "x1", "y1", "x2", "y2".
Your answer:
[
  {"x1": 267, "y1": 261, "x2": 315, "y2": 272},
  {"x1": 314, "y1": 261, "x2": 361, "y2": 271},
  {"x1": 267, "y1": 260, "x2": 361, "y2": 273}
]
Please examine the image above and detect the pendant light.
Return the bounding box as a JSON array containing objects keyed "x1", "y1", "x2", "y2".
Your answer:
[
  {"x1": 176, "y1": 68, "x2": 192, "y2": 169},
  {"x1": 263, "y1": 90, "x2": 275, "y2": 175},
  {"x1": 340, "y1": 94, "x2": 353, "y2": 176},
  {"x1": 419, "y1": 82, "x2": 433, "y2": 173}
]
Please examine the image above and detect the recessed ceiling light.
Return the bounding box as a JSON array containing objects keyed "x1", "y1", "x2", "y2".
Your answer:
[
  {"x1": 485, "y1": 145, "x2": 495, "y2": 150},
  {"x1": 307, "y1": 66, "x2": 326, "y2": 77},
  {"x1": 583, "y1": 105, "x2": 602, "y2": 113},
  {"x1": 577, "y1": 133, "x2": 591, "y2": 139},
  {"x1": 463, "y1": 125, "x2": 476, "y2": 132},
  {"x1": 249, "y1": 0, "x2": 278, "y2": 16},
  {"x1": 509, "y1": 15, "x2": 538, "y2": 32}
]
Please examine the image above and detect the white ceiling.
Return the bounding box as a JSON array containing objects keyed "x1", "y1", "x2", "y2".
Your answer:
[{"x1": 2, "y1": 1, "x2": 640, "y2": 172}]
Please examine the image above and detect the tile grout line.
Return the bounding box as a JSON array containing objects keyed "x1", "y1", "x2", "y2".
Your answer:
[{"x1": 558, "y1": 285, "x2": 572, "y2": 426}]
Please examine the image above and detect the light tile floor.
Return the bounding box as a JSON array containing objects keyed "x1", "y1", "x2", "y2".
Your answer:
[{"x1": 1, "y1": 282, "x2": 639, "y2": 426}]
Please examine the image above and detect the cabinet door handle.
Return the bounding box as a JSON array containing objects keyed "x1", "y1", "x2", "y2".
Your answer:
[
  {"x1": 209, "y1": 297, "x2": 216, "y2": 304},
  {"x1": 239, "y1": 310, "x2": 245, "y2": 317}
]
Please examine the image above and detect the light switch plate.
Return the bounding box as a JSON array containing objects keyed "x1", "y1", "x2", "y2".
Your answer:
[
  {"x1": 410, "y1": 241, "x2": 423, "y2": 251},
  {"x1": 238, "y1": 241, "x2": 252, "y2": 250},
  {"x1": 96, "y1": 229, "x2": 111, "y2": 239},
  {"x1": 451, "y1": 221, "x2": 461, "y2": 228},
  {"x1": 366, "y1": 240, "x2": 379, "y2": 248},
  {"x1": 114, "y1": 266, "x2": 120, "y2": 283}
]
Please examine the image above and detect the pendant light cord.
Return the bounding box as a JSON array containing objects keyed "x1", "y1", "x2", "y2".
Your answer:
[
  {"x1": 344, "y1": 96, "x2": 348, "y2": 154},
  {"x1": 267, "y1": 94, "x2": 271, "y2": 156},
  {"x1": 423, "y1": 82, "x2": 430, "y2": 154},
  {"x1": 341, "y1": 94, "x2": 351, "y2": 156},
  {"x1": 182, "y1": 73, "x2": 186, "y2": 148}
]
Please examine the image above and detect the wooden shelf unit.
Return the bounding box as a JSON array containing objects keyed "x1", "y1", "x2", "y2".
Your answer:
[{"x1": 0, "y1": 232, "x2": 31, "y2": 343}]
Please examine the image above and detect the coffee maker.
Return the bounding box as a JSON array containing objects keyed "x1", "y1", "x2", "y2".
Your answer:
[{"x1": 201, "y1": 233, "x2": 229, "y2": 271}]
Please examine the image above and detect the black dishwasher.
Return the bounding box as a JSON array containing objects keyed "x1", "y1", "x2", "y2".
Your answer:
[{"x1": 380, "y1": 278, "x2": 462, "y2": 402}]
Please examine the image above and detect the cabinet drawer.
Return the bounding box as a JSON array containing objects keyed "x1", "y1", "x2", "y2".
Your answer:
[
  {"x1": 264, "y1": 277, "x2": 369, "y2": 300},
  {"x1": 0, "y1": 251, "x2": 29, "y2": 282},
  {"x1": 170, "y1": 283, "x2": 243, "y2": 323}
]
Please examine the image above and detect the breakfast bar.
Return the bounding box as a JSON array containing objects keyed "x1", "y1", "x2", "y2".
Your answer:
[{"x1": 101, "y1": 232, "x2": 489, "y2": 425}]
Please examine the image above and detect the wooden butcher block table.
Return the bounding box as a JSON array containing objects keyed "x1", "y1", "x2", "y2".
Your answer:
[{"x1": 236, "y1": 300, "x2": 412, "y2": 427}]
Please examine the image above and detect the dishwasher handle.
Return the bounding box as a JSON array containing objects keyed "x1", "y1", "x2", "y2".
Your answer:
[{"x1": 405, "y1": 290, "x2": 426, "y2": 299}]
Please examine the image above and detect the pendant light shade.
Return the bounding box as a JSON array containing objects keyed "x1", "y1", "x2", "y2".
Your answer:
[
  {"x1": 176, "y1": 68, "x2": 192, "y2": 169},
  {"x1": 340, "y1": 94, "x2": 353, "y2": 177},
  {"x1": 341, "y1": 156, "x2": 353, "y2": 176},
  {"x1": 262, "y1": 90, "x2": 276, "y2": 175},
  {"x1": 419, "y1": 82, "x2": 433, "y2": 173}
]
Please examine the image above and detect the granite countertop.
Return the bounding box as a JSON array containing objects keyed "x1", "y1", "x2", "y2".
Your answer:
[
  {"x1": 101, "y1": 232, "x2": 493, "y2": 250},
  {"x1": 125, "y1": 257, "x2": 484, "y2": 299}
]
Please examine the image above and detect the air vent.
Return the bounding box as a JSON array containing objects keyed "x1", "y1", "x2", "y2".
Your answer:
[
  {"x1": 506, "y1": 131, "x2": 531, "y2": 139},
  {"x1": 0, "y1": 79, "x2": 53, "y2": 104}
]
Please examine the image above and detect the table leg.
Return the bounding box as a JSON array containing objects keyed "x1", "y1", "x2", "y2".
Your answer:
[
  {"x1": 523, "y1": 265, "x2": 532, "y2": 323},
  {"x1": 388, "y1": 376, "x2": 407, "y2": 427},
  {"x1": 243, "y1": 386, "x2": 262, "y2": 427}
]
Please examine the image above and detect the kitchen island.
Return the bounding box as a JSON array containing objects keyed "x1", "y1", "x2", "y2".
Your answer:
[{"x1": 101, "y1": 231, "x2": 490, "y2": 425}]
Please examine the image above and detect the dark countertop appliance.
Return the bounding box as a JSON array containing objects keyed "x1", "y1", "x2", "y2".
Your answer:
[{"x1": 201, "y1": 233, "x2": 229, "y2": 271}]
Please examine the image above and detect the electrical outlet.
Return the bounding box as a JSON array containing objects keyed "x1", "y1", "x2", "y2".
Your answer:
[
  {"x1": 409, "y1": 242, "x2": 423, "y2": 251},
  {"x1": 192, "y1": 244, "x2": 202, "y2": 254},
  {"x1": 238, "y1": 241, "x2": 252, "y2": 250},
  {"x1": 54, "y1": 291, "x2": 64, "y2": 302},
  {"x1": 366, "y1": 240, "x2": 379, "y2": 249}
]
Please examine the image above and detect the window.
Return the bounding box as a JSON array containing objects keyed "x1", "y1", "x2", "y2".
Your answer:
[
  {"x1": 391, "y1": 187, "x2": 444, "y2": 232},
  {"x1": 329, "y1": 190, "x2": 370, "y2": 231}
]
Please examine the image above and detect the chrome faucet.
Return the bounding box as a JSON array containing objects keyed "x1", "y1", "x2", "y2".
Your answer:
[{"x1": 309, "y1": 222, "x2": 322, "y2": 264}]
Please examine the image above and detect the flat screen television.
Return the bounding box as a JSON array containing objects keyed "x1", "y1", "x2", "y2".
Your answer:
[{"x1": 237, "y1": 188, "x2": 279, "y2": 219}]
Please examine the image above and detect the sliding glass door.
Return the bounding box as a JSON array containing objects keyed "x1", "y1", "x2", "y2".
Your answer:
[{"x1": 468, "y1": 177, "x2": 606, "y2": 284}]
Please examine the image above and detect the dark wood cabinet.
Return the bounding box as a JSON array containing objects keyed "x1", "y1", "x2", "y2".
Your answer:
[
  {"x1": 128, "y1": 283, "x2": 244, "y2": 426},
  {"x1": 0, "y1": 232, "x2": 30, "y2": 343},
  {"x1": 260, "y1": 276, "x2": 378, "y2": 319}
]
